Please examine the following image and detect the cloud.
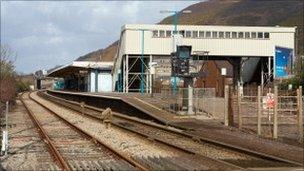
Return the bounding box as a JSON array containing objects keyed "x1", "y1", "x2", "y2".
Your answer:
[{"x1": 1, "y1": 1, "x2": 199, "y2": 73}]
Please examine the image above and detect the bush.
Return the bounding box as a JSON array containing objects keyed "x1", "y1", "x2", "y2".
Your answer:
[{"x1": 16, "y1": 81, "x2": 31, "y2": 93}]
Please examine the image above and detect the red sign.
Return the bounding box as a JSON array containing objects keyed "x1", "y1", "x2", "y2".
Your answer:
[{"x1": 266, "y1": 93, "x2": 275, "y2": 109}]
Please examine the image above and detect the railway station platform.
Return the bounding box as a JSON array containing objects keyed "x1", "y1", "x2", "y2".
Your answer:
[{"x1": 46, "y1": 90, "x2": 303, "y2": 164}]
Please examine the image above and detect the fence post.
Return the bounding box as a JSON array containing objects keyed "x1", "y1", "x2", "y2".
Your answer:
[
  {"x1": 273, "y1": 86, "x2": 278, "y2": 139},
  {"x1": 257, "y1": 86, "x2": 262, "y2": 136},
  {"x1": 228, "y1": 87, "x2": 234, "y2": 126},
  {"x1": 297, "y1": 86, "x2": 303, "y2": 142},
  {"x1": 238, "y1": 86, "x2": 242, "y2": 129},
  {"x1": 224, "y1": 85, "x2": 229, "y2": 126}
]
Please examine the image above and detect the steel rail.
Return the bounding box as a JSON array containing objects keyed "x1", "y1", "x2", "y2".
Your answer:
[
  {"x1": 39, "y1": 91, "x2": 303, "y2": 167},
  {"x1": 20, "y1": 93, "x2": 71, "y2": 171},
  {"x1": 29, "y1": 92, "x2": 148, "y2": 171},
  {"x1": 37, "y1": 92, "x2": 245, "y2": 170}
]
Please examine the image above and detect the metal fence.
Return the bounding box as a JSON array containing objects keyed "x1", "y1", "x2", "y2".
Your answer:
[{"x1": 159, "y1": 87, "x2": 216, "y2": 116}]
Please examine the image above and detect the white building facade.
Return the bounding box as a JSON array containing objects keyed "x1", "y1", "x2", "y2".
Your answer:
[{"x1": 113, "y1": 24, "x2": 297, "y2": 92}]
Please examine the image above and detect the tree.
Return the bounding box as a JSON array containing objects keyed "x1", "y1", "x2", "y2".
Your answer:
[{"x1": 0, "y1": 45, "x2": 17, "y2": 103}]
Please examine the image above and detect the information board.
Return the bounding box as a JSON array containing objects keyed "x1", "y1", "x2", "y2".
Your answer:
[{"x1": 275, "y1": 46, "x2": 293, "y2": 78}]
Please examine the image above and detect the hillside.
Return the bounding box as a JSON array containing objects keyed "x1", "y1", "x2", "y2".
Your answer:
[
  {"x1": 77, "y1": 41, "x2": 118, "y2": 61},
  {"x1": 77, "y1": 0, "x2": 303, "y2": 62}
]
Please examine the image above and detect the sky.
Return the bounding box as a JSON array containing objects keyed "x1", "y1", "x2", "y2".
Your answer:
[{"x1": 1, "y1": 1, "x2": 199, "y2": 74}]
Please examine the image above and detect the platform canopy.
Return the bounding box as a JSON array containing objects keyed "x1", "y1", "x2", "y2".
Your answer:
[{"x1": 47, "y1": 61, "x2": 113, "y2": 77}]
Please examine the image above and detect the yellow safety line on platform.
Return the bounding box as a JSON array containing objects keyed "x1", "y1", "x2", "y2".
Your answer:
[{"x1": 133, "y1": 97, "x2": 163, "y2": 111}]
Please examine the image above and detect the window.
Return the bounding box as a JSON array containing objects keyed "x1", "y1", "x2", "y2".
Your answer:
[
  {"x1": 251, "y1": 32, "x2": 257, "y2": 38},
  {"x1": 232, "y1": 32, "x2": 237, "y2": 38},
  {"x1": 199, "y1": 31, "x2": 204, "y2": 38},
  {"x1": 152, "y1": 30, "x2": 158, "y2": 37},
  {"x1": 238, "y1": 32, "x2": 244, "y2": 38},
  {"x1": 264, "y1": 32, "x2": 270, "y2": 39},
  {"x1": 159, "y1": 30, "x2": 165, "y2": 37},
  {"x1": 225, "y1": 32, "x2": 231, "y2": 38},
  {"x1": 245, "y1": 32, "x2": 250, "y2": 38},
  {"x1": 258, "y1": 32, "x2": 263, "y2": 38},
  {"x1": 179, "y1": 30, "x2": 185, "y2": 37},
  {"x1": 212, "y1": 31, "x2": 218, "y2": 38},
  {"x1": 166, "y1": 30, "x2": 172, "y2": 37},
  {"x1": 193, "y1": 31, "x2": 198, "y2": 38},
  {"x1": 206, "y1": 31, "x2": 211, "y2": 38},
  {"x1": 185, "y1": 30, "x2": 192, "y2": 38},
  {"x1": 219, "y1": 31, "x2": 224, "y2": 38}
]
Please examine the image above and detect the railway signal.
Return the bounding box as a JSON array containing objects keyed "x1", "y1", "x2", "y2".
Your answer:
[{"x1": 171, "y1": 45, "x2": 192, "y2": 77}]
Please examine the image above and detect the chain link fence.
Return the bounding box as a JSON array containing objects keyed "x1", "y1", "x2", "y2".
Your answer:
[{"x1": 159, "y1": 87, "x2": 218, "y2": 116}]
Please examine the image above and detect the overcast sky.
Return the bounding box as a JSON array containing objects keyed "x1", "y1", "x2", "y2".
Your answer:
[{"x1": 1, "y1": 1, "x2": 199, "y2": 74}]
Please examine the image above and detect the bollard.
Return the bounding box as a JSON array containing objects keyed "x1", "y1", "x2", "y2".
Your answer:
[
  {"x1": 257, "y1": 86, "x2": 262, "y2": 136},
  {"x1": 224, "y1": 85, "x2": 229, "y2": 126},
  {"x1": 101, "y1": 108, "x2": 112, "y2": 129},
  {"x1": 273, "y1": 86, "x2": 278, "y2": 139},
  {"x1": 297, "y1": 86, "x2": 303, "y2": 142},
  {"x1": 80, "y1": 102, "x2": 85, "y2": 115}
]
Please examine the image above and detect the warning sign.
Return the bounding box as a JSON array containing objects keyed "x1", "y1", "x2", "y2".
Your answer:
[{"x1": 266, "y1": 93, "x2": 275, "y2": 109}]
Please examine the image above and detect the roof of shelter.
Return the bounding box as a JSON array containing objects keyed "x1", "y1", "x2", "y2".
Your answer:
[{"x1": 47, "y1": 61, "x2": 113, "y2": 77}]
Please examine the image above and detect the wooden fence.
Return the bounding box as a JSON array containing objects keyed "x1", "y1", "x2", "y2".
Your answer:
[{"x1": 224, "y1": 85, "x2": 303, "y2": 143}]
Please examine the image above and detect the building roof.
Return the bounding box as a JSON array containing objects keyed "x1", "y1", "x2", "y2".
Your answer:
[
  {"x1": 47, "y1": 61, "x2": 113, "y2": 77},
  {"x1": 122, "y1": 24, "x2": 296, "y2": 32}
]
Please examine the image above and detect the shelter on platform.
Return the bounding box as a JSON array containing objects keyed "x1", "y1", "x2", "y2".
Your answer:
[{"x1": 48, "y1": 61, "x2": 113, "y2": 92}]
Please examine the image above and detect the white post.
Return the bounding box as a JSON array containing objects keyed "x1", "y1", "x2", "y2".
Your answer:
[
  {"x1": 188, "y1": 82, "x2": 194, "y2": 115},
  {"x1": 224, "y1": 85, "x2": 229, "y2": 126},
  {"x1": 238, "y1": 86, "x2": 242, "y2": 129},
  {"x1": 126, "y1": 54, "x2": 129, "y2": 93},
  {"x1": 268, "y1": 56, "x2": 271, "y2": 79},
  {"x1": 258, "y1": 86, "x2": 262, "y2": 136},
  {"x1": 261, "y1": 61, "x2": 264, "y2": 92},
  {"x1": 149, "y1": 54, "x2": 153, "y2": 94},
  {"x1": 123, "y1": 55, "x2": 126, "y2": 92},
  {"x1": 273, "y1": 86, "x2": 278, "y2": 139},
  {"x1": 3, "y1": 101, "x2": 9, "y2": 155},
  {"x1": 298, "y1": 86, "x2": 303, "y2": 142}
]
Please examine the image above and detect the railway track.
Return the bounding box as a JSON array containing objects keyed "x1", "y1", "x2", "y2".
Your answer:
[
  {"x1": 38, "y1": 91, "x2": 303, "y2": 170},
  {"x1": 20, "y1": 92, "x2": 146, "y2": 171},
  {"x1": 33, "y1": 91, "x2": 245, "y2": 170},
  {"x1": 1, "y1": 98, "x2": 60, "y2": 170}
]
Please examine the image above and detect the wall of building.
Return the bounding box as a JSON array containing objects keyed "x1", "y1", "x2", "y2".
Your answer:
[
  {"x1": 89, "y1": 71, "x2": 112, "y2": 92},
  {"x1": 122, "y1": 24, "x2": 295, "y2": 57}
]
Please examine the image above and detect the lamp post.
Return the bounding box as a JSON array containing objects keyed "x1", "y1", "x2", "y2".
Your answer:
[
  {"x1": 160, "y1": 10, "x2": 191, "y2": 95},
  {"x1": 140, "y1": 29, "x2": 145, "y2": 95}
]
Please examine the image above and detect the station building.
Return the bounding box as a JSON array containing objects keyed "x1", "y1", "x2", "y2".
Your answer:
[
  {"x1": 112, "y1": 24, "x2": 297, "y2": 93},
  {"x1": 48, "y1": 61, "x2": 113, "y2": 92}
]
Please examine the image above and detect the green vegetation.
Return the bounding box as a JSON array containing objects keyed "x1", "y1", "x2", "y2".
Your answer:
[
  {"x1": 0, "y1": 45, "x2": 32, "y2": 103},
  {"x1": 279, "y1": 58, "x2": 304, "y2": 92},
  {"x1": 0, "y1": 45, "x2": 16, "y2": 103},
  {"x1": 15, "y1": 80, "x2": 31, "y2": 92}
]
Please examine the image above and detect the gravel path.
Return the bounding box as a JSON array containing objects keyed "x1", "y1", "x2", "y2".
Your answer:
[{"x1": 1, "y1": 99, "x2": 60, "y2": 170}]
